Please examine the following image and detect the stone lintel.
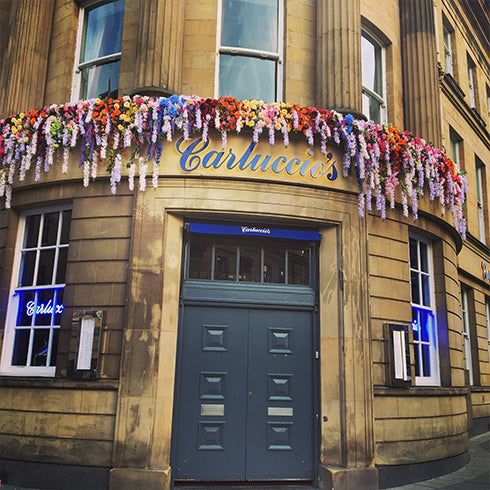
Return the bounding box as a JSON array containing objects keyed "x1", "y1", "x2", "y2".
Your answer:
[
  {"x1": 318, "y1": 465, "x2": 378, "y2": 490},
  {"x1": 109, "y1": 467, "x2": 171, "y2": 490}
]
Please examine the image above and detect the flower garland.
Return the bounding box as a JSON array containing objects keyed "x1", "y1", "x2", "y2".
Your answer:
[{"x1": 0, "y1": 94, "x2": 467, "y2": 238}]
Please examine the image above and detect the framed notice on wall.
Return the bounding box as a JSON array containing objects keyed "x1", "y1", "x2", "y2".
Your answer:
[{"x1": 385, "y1": 323, "x2": 411, "y2": 388}]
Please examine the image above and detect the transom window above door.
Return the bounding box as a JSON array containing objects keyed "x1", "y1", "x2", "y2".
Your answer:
[{"x1": 186, "y1": 224, "x2": 318, "y2": 286}]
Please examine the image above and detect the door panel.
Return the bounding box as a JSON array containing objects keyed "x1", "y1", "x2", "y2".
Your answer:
[
  {"x1": 246, "y1": 309, "x2": 314, "y2": 479},
  {"x1": 174, "y1": 305, "x2": 314, "y2": 481},
  {"x1": 174, "y1": 306, "x2": 248, "y2": 480}
]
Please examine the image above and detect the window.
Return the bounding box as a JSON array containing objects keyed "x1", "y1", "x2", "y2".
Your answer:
[
  {"x1": 409, "y1": 236, "x2": 440, "y2": 386},
  {"x1": 443, "y1": 22, "x2": 453, "y2": 75},
  {"x1": 476, "y1": 158, "x2": 486, "y2": 244},
  {"x1": 362, "y1": 31, "x2": 386, "y2": 124},
  {"x1": 217, "y1": 0, "x2": 283, "y2": 102},
  {"x1": 467, "y1": 55, "x2": 476, "y2": 108},
  {"x1": 187, "y1": 235, "x2": 311, "y2": 285},
  {"x1": 73, "y1": 0, "x2": 125, "y2": 100},
  {"x1": 449, "y1": 129, "x2": 462, "y2": 169},
  {"x1": 0, "y1": 207, "x2": 71, "y2": 376},
  {"x1": 461, "y1": 286, "x2": 473, "y2": 385}
]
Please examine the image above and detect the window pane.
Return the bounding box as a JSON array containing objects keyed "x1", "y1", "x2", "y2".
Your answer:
[
  {"x1": 24, "y1": 214, "x2": 40, "y2": 248},
  {"x1": 19, "y1": 250, "x2": 37, "y2": 286},
  {"x1": 412, "y1": 308, "x2": 419, "y2": 341},
  {"x1": 422, "y1": 274, "x2": 431, "y2": 307},
  {"x1": 221, "y1": 0, "x2": 278, "y2": 52},
  {"x1": 82, "y1": 0, "x2": 124, "y2": 62},
  {"x1": 54, "y1": 289, "x2": 64, "y2": 326},
  {"x1": 362, "y1": 92, "x2": 382, "y2": 124},
  {"x1": 420, "y1": 309, "x2": 431, "y2": 343},
  {"x1": 34, "y1": 289, "x2": 56, "y2": 326},
  {"x1": 287, "y1": 248, "x2": 310, "y2": 285},
  {"x1": 409, "y1": 238, "x2": 418, "y2": 269},
  {"x1": 263, "y1": 247, "x2": 285, "y2": 283},
  {"x1": 41, "y1": 212, "x2": 60, "y2": 246},
  {"x1": 421, "y1": 344, "x2": 431, "y2": 377},
  {"x1": 188, "y1": 240, "x2": 212, "y2": 279},
  {"x1": 12, "y1": 329, "x2": 30, "y2": 366},
  {"x1": 239, "y1": 246, "x2": 261, "y2": 282},
  {"x1": 411, "y1": 271, "x2": 420, "y2": 304},
  {"x1": 17, "y1": 290, "x2": 36, "y2": 326},
  {"x1": 413, "y1": 343, "x2": 420, "y2": 377},
  {"x1": 219, "y1": 54, "x2": 276, "y2": 102},
  {"x1": 56, "y1": 248, "x2": 68, "y2": 285},
  {"x1": 81, "y1": 61, "x2": 120, "y2": 99},
  {"x1": 420, "y1": 242, "x2": 428, "y2": 272},
  {"x1": 37, "y1": 249, "x2": 55, "y2": 285},
  {"x1": 50, "y1": 329, "x2": 59, "y2": 367},
  {"x1": 31, "y1": 329, "x2": 50, "y2": 367},
  {"x1": 60, "y1": 210, "x2": 72, "y2": 244},
  {"x1": 215, "y1": 244, "x2": 237, "y2": 281},
  {"x1": 362, "y1": 35, "x2": 382, "y2": 94}
]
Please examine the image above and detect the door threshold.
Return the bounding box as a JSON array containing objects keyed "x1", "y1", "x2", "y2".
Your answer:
[{"x1": 174, "y1": 480, "x2": 316, "y2": 490}]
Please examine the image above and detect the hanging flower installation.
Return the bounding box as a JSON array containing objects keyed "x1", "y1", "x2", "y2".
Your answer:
[{"x1": 0, "y1": 94, "x2": 467, "y2": 237}]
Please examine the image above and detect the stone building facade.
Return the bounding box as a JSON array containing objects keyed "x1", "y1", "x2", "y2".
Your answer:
[{"x1": 0, "y1": 1, "x2": 488, "y2": 489}]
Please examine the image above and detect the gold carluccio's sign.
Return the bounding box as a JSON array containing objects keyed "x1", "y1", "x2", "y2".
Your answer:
[
  {"x1": 482, "y1": 261, "x2": 490, "y2": 284},
  {"x1": 173, "y1": 135, "x2": 340, "y2": 185}
]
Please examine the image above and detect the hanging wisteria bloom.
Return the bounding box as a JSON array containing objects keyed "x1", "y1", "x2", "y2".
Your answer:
[{"x1": 0, "y1": 94, "x2": 467, "y2": 238}]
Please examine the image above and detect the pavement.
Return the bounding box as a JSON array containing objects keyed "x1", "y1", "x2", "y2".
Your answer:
[{"x1": 0, "y1": 431, "x2": 488, "y2": 490}]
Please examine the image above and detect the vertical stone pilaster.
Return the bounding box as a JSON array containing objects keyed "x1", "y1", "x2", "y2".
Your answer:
[
  {"x1": 316, "y1": 0, "x2": 363, "y2": 117},
  {"x1": 400, "y1": 0, "x2": 442, "y2": 147},
  {"x1": 0, "y1": 0, "x2": 55, "y2": 117},
  {"x1": 130, "y1": 0, "x2": 184, "y2": 97}
]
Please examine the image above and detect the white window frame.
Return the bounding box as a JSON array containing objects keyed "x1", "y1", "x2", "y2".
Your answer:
[
  {"x1": 361, "y1": 29, "x2": 387, "y2": 125},
  {"x1": 0, "y1": 205, "x2": 71, "y2": 377},
  {"x1": 215, "y1": 0, "x2": 284, "y2": 102},
  {"x1": 409, "y1": 235, "x2": 440, "y2": 386},
  {"x1": 71, "y1": 0, "x2": 124, "y2": 103},
  {"x1": 476, "y1": 159, "x2": 486, "y2": 245},
  {"x1": 443, "y1": 23, "x2": 453, "y2": 76},
  {"x1": 461, "y1": 286, "x2": 473, "y2": 385}
]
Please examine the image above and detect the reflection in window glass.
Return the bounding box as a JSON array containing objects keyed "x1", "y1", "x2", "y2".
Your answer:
[
  {"x1": 219, "y1": 55, "x2": 276, "y2": 103},
  {"x1": 361, "y1": 31, "x2": 385, "y2": 123},
  {"x1": 239, "y1": 246, "x2": 261, "y2": 282},
  {"x1": 215, "y1": 244, "x2": 237, "y2": 281},
  {"x1": 221, "y1": 0, "x2": 277, "y2": 52},
  {"x1": 263, "y1": 247, "x2": 285, "y2": 283},
  {"x1": 218, "y1": 0, "x2": 280, "y2": 102},
  {"x1": 24, "y1": 214, "x2": 40, "y2": 248},
  {"x1": 189, "y1": 241, "x2": 212, "y2": 279},
  {"x1": 78, "y1": 0, "x2": 125, "y2": 100},
  {"x1": 288, "y1": 249, "x2": 309, "y2": 285},
  {"x1": 12, "y1": 329, "x2": 30, "y2": 366}
]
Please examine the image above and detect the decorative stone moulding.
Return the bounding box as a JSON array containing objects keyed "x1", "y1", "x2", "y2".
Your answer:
[{"x1": 0, "y1": 94, "x2": 467, "y2": 237}]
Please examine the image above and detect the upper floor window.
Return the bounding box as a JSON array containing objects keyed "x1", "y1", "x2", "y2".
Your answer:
[
  {"x1": 461, "y1": 286, "x2": 473, "y2": 385},
  {"x1": 361, "y1": 31, "x2": 386, "y2": 124},
  {"x1": 467, "y1": 55, "x2": 476, "y2": 108},
  {"x1": 449, "y1": 128, "x2": 462, "y2": 169},
  {"x1": 409, "y1": 236, "x2": 440, "y2": 386},
  {"x1": 73, "y1": 0, "x2": 125, "y2": 100},
  {"x1": 0, "y1": 207, "x2": 71, "y2": 377},
  {"x1": 443, "y1": 22, "x2": 454, "y2": 76},
  {"x1": 476, "y1": 157, "x2": 486, "y2": 244},
  {"x1": 217, "y1": 0, "x2": 283, "y2": 102}
]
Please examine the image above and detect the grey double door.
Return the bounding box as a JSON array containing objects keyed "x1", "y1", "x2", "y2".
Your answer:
[{"x1": 174, "y1": 303, "x2": 315, "y2": 481}]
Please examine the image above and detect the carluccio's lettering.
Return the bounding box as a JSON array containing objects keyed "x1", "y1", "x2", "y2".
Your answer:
[{"x1": 176, "y1": 137, "x2": 338, "y2": 182}]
